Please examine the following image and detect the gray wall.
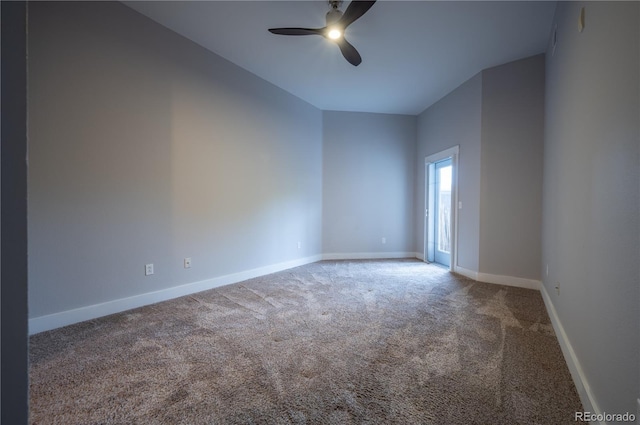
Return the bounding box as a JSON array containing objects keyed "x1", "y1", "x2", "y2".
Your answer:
[
  {"x1": 322, "y1": 111, "x2": 416, "y2": 255},
  {"x1": 28, "y1": 1, "x2": 323, "y2": 318},
  {"x1": 543, "y1": 1, "x2": 639, "y2": 415},
  {"x1": 416, "y1": 74, "x2": 483, "y2": 271},
  {"x1": 416, "y1": 56, "x2": 545, "y2": 282},
  {"x1": 479, "y1": 55, "x2": 544, "y2": 280}
]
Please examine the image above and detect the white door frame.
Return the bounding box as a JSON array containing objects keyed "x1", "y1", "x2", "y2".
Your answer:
[{"x1": 424, "y1": 145, "x2": 459, "y2": 271}]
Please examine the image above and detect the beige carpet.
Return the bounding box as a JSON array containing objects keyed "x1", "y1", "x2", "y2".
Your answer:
[{"x1": 30, "y1": 259, "x2": 584, "y2": 424}]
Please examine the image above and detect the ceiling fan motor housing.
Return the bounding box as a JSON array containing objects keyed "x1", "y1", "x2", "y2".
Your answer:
[{"x1": 326, "y1": 8, "x2": 343, "y2": 26}]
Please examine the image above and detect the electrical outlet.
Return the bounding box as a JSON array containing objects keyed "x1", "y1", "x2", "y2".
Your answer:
[
  {"x1": 381, "y1": 237, "x2": 386, "y2": 244},
  {"x1": 555, "y1": 282, "x2": 560, "y2": 296},
  {"x1": 145, "y1": 263, "x2": 154, "y2": 276},
  {"x1": 297, "y1": 241, "x2": 301, "y2": 250},
  {"x1": 184, "y1": 257, "x2": 192, "y2": 269}
]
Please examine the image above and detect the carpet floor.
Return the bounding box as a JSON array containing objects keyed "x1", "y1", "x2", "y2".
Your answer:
[{"x1": 30, "y1": 259, "x2": 584, "y2": 424}]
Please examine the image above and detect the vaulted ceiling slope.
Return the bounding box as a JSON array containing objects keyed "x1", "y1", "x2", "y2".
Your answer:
[{"x1": 124, "y1": 1, "x2": 556, "y2": 115}]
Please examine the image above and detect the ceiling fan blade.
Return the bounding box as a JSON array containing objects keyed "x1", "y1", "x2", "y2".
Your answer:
[
  {"x1": 338, "y1": 1, "x2": 376, "y2": 29},
  {"x1": 268, "y1": 28, "x2": 324, "y2": 36},
  {"x1": 335, "y1": 38, "x2": 362, "y2": 66}
]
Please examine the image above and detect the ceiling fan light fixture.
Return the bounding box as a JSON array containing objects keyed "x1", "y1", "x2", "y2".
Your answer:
[
  {"x1": 327, "y1": 28, "x2": 342, "y2": 40},
  {"x1": 268, "y1": 0, "x2": 376, "y2": 66}
]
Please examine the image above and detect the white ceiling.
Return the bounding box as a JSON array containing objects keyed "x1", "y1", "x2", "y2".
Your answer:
[{"x1": 124, "y1": 1, "x2": 556, "y2": 115}]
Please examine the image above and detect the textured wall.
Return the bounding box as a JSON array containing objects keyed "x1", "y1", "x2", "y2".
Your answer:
[
  {"x1": 542, "y1": 1, "x2": 639, "y2": 415},
  {"x1": 28, "y1": 1, "x2": 323, "y2": 318}
]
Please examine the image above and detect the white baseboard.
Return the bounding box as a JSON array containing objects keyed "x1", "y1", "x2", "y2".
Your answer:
[
  {"x1": 29, "y1": 255, "x2": 322, "y2": 335},
  {"x1": 453, "y1": 266, "x2": 541, "y2": 290},
  {"x1": 27, "y1": 255, "x2": 539, "y2": 335},
  {"x1": 476, "y1": 271, "x2": 541, "y2": 290},
  {"x1": 322, "y1": 252, "x2": 420, "y2": 261},
  {"x1": 540, "y1": 284, "x2": 601, "y2": 423},
  {"x1": 453, "y1": 265, "x2": 479, "y2": 281}
]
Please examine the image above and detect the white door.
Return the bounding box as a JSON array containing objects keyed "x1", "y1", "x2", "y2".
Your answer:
[
  {"x1": 424, "y1": 146, "x2": 458, "y2": 270},
  {"x1": 433, "y1": 158, "x2": 452, "y2": 267}
]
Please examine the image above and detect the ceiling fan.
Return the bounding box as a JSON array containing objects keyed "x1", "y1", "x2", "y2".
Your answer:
[{"x1": 268, "y1": 1, "x2": 377, "y2": 67}]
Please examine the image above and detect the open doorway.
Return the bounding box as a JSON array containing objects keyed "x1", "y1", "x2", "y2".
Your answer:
[{"x1": 424, "y1": 146, "x2": 459, "y2": 270}]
